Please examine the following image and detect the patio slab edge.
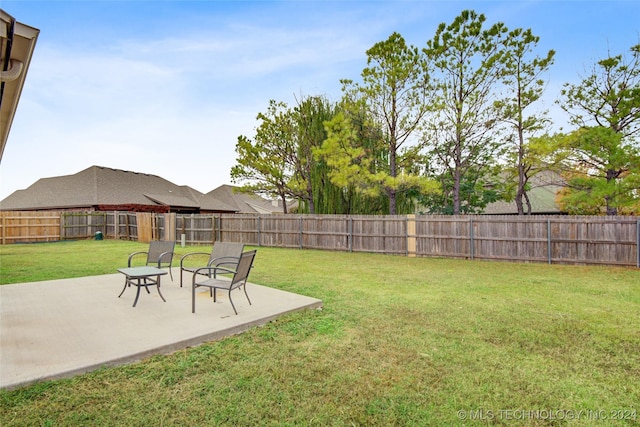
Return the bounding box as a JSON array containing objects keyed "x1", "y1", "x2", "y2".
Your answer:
[{"x1": 2, "y1": 299, "x2": 323, "y2": 391}]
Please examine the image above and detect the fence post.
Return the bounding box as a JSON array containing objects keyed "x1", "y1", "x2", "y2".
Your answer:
[
  {"x1": 406, "y1": 214, "x2": 416, "y2": 257},
  {"x1": 637, "y1": 219, "x2": 639, "y2": 268},
  {"x1": 348, "y1": 217, "x2": 353, "y2": 252},
  {"x1": 469, "y1": 217, "x2": 474, "y2": 260},
  {"x1": 547, "y1": 219, "x2": 552, "y2": 264},
  {"x1": 60, "y1": 212, "x2": 65, "y2": 240},
  {"x1": 257, "y1": 215, "x2": 261, "y2": 247},
  {"x1": 299, "y1": 216, "x2": 303, "y2": 249},
  {"x1": 113, "y1": 211, "x2": 118, "y2": 240}
]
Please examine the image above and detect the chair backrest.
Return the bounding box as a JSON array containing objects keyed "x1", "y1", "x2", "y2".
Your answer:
[
  {"x1": 209, "y1": 242, "x2": 245, "y2": 267},
  {"x1": 147, "y1": 240, "x2": 175, "y2": 265},
  {"x1": 229, "y1": 250, "x2": 256, "y2": 290}
]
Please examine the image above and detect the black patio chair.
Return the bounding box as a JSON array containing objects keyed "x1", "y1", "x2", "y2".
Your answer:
[
  {"x1": 192, "y1": 249, "x2": 257, "y2": 315},
  {"x1": 128, "y1": 240, "x2": 176, "y2": 280},
  {"x1": 179, "y1": 242, "x2": 244, "y2": 287}
]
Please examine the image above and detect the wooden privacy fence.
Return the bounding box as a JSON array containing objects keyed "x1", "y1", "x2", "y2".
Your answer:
[
  {"x1": 0, "y1": 211, "x2": 61, "y2": 243},
  {"x1": 1, "y1": 211, "x2": 639, "y2": 267},
  {"x1": 0, "y1": 211, "x2": 172, "y2": 243},
  {"x1": 414, "y1": 215, "x2": 640, "y2": 267}
]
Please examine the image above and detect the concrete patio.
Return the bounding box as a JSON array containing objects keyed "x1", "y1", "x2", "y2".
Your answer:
[{"x1": 0, "y1": 272, "x2": 323, "y2": 390}]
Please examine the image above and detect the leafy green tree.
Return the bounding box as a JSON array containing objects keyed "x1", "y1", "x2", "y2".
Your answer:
[
  {"x1": 554, "y1": 126, "x2": 640, "y2": 215},
  {"x1": 495, "y1": 28, "x2": 555, "y2": 215},
  {"x1": 560, "y1": 43, "x2": 640, "y2": 139},
  {"x1": 290, "y1": 95, "x2": 340, "y2": 214},
  {"x1": 232, "y1": 96, "x2": 345, "y2": 214},
  {"x1": 231, "y1": 100, "x2": 295, "y2": 212},
  {"x1": 422, "y1": 10, "x2": 509, "y2": 215},
  {"x1": 420, "y1": 163, "x2": 502, "y2": 214},
  {"x1": 558, "y1": 43, "x2": 640, "y2": 214},
  {"x1": 319, "y1": 32, "x2": 438, "y2": 214}
]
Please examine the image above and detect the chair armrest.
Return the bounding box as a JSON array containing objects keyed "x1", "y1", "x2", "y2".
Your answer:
[
  {"x1": 208, "y1": 256, "x2": 240, "y2": 267},
  {"x1": 192, "y1": 266, "x2": 235, "y2": 281},
  {"x1": 128, "y1": 251, "x2": 148, "y2": 267},
  {"x1": 180, "y1": 252, "x2": 210, "y2": 268},
  {"x1": 157, "y1": 251, "x2": 174, "y2": 266},
  {"x1": 213, "y1": 261, "x2": 238, "y2": 272}
]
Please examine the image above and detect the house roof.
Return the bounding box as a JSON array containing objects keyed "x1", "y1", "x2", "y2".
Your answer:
[
  {"x1": 204, "y1": 185, "x2": 292, "y2": 214},
  {"x1": 0, "y1": 166, "x2": 207, "y2": 211},
  {"x1": 1, "y1": 9, "x2": 40, "y2": 161},
  {"x1": 0, "y1": 166, "x2": 290, "y2": 214},
  {"x1": 483, "y1": 170, "x2": 566, "y2": 215}
]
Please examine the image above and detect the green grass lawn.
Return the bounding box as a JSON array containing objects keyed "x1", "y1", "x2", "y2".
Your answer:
[{"x1": 1, "y1": 240, "x2": 639, "y2": 426}]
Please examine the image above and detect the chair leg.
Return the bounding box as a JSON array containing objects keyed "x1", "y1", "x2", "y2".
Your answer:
[
  {"x1": 192, "y1": 284, "x2": 197, "y2": 313},
  {"x1": 228, "y1": 289, "x2": 238, "y2": 315},
  {"x1": 243, "y1": 284, "x2": 252, "y2": 306}
]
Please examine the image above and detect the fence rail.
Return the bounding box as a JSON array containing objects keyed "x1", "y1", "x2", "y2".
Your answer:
[{"x1": 1, "y1": 211, "x2": 638, "y2": 267}]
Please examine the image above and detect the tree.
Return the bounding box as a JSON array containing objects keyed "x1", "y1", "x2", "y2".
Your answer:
[
  {"x1": 495, "y1": 28, "x2": 555, "y2": 215},
  {"x1": 422, "y1": 10, "x2": 509, "y2": 214},
  {"x1": 420, "y1": 163, "x2": 502, "y2": 214},
  {"x1": 558, "y1": 43, "x2": 640, "y2": 214},
  {"x1": 319, "y1": 32, "x2": 437, "y2": 214},
  {"x1": 554, "y1": 126, "x2": 640, "y2": 215},
  {"x1": 231, "y1": 100, "x2": 295, "y2": 212},
  {"x1": 289, "y1": 95, "x2": 339, "y2": 214},
  {"x1": 560, "y1": 43, "x2": 640, "y2": 140},
  {"x1": 232, "y1": 96, "x2": 357, "y2": 214}
]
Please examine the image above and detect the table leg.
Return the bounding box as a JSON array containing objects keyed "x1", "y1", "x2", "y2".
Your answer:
[
  {"x1": 118, "y1": 277, "x2": 128, "y2": 298},
  {"x1": 132, "y1": 278, "x2": 143, "y2": 307},
  {"x1": 155, "y1": 275, "x2": 166, "y2": 302},
  {"x1": 118, "y1": 272, "x2": 167, "y2": 307}
]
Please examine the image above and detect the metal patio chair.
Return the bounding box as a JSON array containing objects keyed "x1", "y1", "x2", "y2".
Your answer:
[
  {"x1": 179, "y1": 242, "x2": 244, "y2": 287},
  {"x1": 192, "y1": 249, "x2": 257, "y2": 315},
  {"x1": 128, "y1": 240, "x2": 176, "y2": 280}
]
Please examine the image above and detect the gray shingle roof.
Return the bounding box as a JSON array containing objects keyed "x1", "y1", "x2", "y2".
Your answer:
[
  {"x1": 0, "y1": 166, "x2": 203, "y2": 210},
  {"x1": 203, "y1": 185, "x2": 293, "y2": 214},
  {"x1": 0, "y1": 166, "x2": 290, "y2": 214}
]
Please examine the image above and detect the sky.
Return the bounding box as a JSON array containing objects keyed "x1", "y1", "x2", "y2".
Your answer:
[{"x1": 1, "y1": 0, "x2": 639, "y2": 201}]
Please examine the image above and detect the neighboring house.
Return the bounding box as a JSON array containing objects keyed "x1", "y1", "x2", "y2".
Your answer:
[
  {"x1": 205, "y1": 184, "x2": 296, "y2": 214},
  {"x1": 0, "y1": 9, "x2": 39, "y2": 161},
  {"x1": 0, "y1": 165, "x2": 289, "y2": 214},
  {"x1": 483, "y1": 170, "x2": 567, "y2": 215}
]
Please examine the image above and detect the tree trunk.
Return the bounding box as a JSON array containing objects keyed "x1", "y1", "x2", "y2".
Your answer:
[
  {"x1": 524, "y1": 191, "x2": 532, "y2": 215},
  {"x1": 388, "y1": 188, "x2": 397, "y2": 215},
  {"x1": 453, "y1": 163, "x2": 461, "y2": 215},
  {"x1": 515, "y1": 128, "x2": 525, "y2": 215},
  {"x1": 605, "y1": 168, "x2": 618, "y2": 216},
  {"x1": 306, "y1": 182, "x2": 315, "y2": 214},
  {"x1": 389, "y1": 138, "x2": 397, "y2": 215}
]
